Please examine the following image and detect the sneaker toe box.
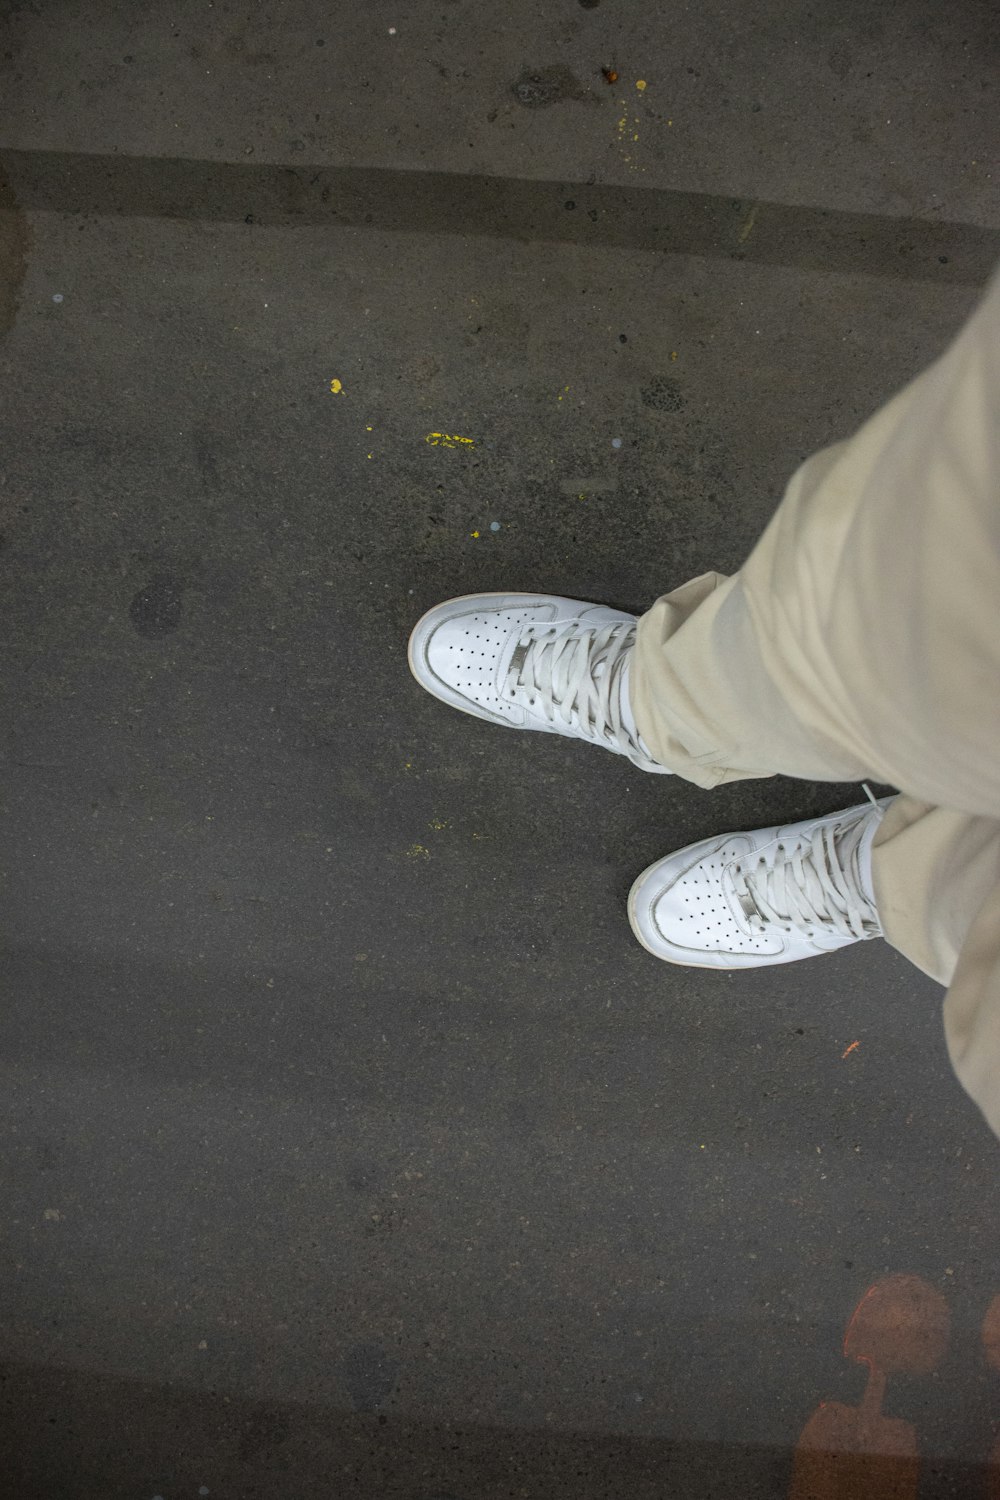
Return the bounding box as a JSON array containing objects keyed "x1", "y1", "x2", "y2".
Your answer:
[
  {"x1": 629, "y1": 836, "x2": 789, "y2": 967},
  {"x1": 408, "y1": 597, "x2": 540, "y2": 722}
]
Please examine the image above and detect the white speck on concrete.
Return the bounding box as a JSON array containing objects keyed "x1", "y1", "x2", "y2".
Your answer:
[
  {"x1": 611, "y1": 437, "x2": 623, "y2": 449},
  {"x1": 490, "y1": 521, "x2": 501, "y2": 532},
  {"x1": 52, "y1": 293, "x2": 64, "y2": 303}
]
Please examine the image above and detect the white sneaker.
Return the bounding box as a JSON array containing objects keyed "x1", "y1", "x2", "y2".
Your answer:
[
  {"x1": 627, "y1": 797, "x2": 893, "y2": 969},
  {"x1": 408, "y1": 592, "x2": 668, "y2": 773}
]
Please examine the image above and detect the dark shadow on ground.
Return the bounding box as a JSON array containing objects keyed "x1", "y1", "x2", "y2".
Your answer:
[
  {"x1": 1, "y1": 1356, "x2": 994, "y2": 1500},
  {"x1": 3, "y1": 147, "x2": 997, "y2": 285}
]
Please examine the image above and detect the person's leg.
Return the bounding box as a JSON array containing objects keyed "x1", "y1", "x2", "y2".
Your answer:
[
  {"x1": 629, "y1": 272, "x2": 1000, "y2": 1131},
  {"x1": 410, "y1": 273, "x2": 1000, "y2": 1129},
  {"x1": 872, "y1": 799, "x2": 1000, "y2": 1136},
  {"x1": 411, "y1": 272, "x2": 1000, "y2": 796},
  {"x1": 631, "y1": 272, "x2": 1000, "y2": 817}
]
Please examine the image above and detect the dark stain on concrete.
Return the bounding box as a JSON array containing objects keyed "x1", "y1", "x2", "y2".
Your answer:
[
  {"x1": 467, "y1": 299, "x2": 531, "y2": 357},
  {"x1": 641, "y1": 376, "x2": 686, "y2": 413},
  {"x1": 341, "y1": 1341, "x2": 398, "y2": 1413},
  {"x1": 827, "y1": 42, "x2": 854, "y2": 81},
  {"x1": 237, "y1": 1406, "x2": 291, "y2": 1462},
  {"x1": 0, "y1": 160, "x2": 31, "y2": 339},
  {"x1": 511, "y1": 67, "x2": 590, "y2": 108},
  {"x1": 192, "y1": 428, "x2": 223, "y2": 494},
  {"x1": 129, "y1": 574, "x2": 183, "y2": 637}
]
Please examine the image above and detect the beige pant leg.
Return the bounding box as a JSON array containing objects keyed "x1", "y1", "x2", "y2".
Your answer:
[
  {"x1": 630, "y1": 272, "x2": 1000, "y2": 1131},
  {"x1": 633, "y1": 272, "x2": 1000, "y2": 814},
  {"x1": 872, "y1": 800, "x2": 1000, "y2": 1135}
]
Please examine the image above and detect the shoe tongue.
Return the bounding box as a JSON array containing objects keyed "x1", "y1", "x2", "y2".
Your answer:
[
  {"x1": 840, "y1": 808, "x2": 879, "y2": 907},
  {"x1": 503, "y1": 622, "x2": 590, "y2": 708},
  {"x1": 496, "y1": 624, "x2": 535, "y2": 697},
  {"x1": 787, "y1": 811, "x2": 878, "y2": 925},
  {"x1": 733, "y1": 806, "x2": 880, "y2": 936},
  {"x1": 739, "y1": 828, "x2": 835, "y2": 928}
]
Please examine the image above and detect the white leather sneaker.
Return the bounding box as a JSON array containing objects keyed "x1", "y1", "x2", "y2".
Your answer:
[
  {"x1": 408, "y1": 592, "x2": 668, "y2": 773},
  {"x1": 628, "y1": 797, "x2": 893, "y2": 968}
]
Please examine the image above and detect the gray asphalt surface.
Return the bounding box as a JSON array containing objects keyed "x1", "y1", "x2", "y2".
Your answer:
[{"x1": 1, "y1": 2, "x2": 999, "y2": 1496}]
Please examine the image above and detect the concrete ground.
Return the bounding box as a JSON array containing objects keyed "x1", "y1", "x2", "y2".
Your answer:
[{"x1": 1, "y1": 1, "x2": 999, "y2": 1496}]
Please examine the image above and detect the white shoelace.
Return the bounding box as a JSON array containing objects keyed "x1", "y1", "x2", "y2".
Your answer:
[
  {"x1": 733, "y1": 807, "x2": 883, "y2": 941},
  {"x1": 504, "y1": 621, "x2": 659, "y2": 770}
]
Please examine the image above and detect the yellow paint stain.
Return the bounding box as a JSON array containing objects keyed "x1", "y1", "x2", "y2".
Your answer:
[
  {"x1": 329, "y1": 378, "x2": 343, "y2": 395},
  {"x1": 578, "y1": 493, "x2": 587, "y2": 501},
  {"x1": 738, "y1": 204, "x2": 759, "y2": 243},
  {"x1": 668, "y1": 118, "x2": 673, "y2": 126},
  {"x1": 426, "y1": 432, "x2": 475, "y2": 448},
  {"x1": 405, "y1": 843, "x2": 431, "y2": 860},
  {"x1": 615, "y1": 107, "x2": 643, "y2": 172},
  {"x1": 366, "y1": 424, "x2": 373, "y2": 431},
  {"x1": 470, "y1": 530, "x2": 480, "y2": 538},
  {"x1": 428, "y1": 817, "x2": 451, "y2": 832},
  {"x1": 367, "y1": 452, "x2": 373, "y2": 459},
  {"x1": 636, "y1": 79, "x2": 647, "y2": 91},
  {"x1": 670, "y1": 350, "x2": 679, "y2": 361}
]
